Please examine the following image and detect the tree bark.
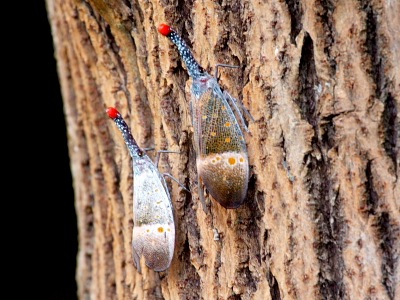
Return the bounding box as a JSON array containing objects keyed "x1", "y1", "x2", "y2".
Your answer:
[{"x1": 46, "y1": 0, "x2": 399, "y2": 299}]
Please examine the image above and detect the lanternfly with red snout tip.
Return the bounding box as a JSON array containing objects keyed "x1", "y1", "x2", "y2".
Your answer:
[
  {"x1": 106, "y1": 107, "x2": 176, "y2": 273},
  {"x1": 158, "y1": 24, "x2": 252, "y2": 210}
]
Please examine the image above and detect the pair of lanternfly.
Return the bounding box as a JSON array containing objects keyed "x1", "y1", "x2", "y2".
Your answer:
[{"x1": 107, "y1": 24, "x2": 252, "y2": 273}]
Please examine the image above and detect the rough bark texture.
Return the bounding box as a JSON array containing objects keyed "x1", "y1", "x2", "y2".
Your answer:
[{"x1": 46, "y1": 0, "x2": 399, "y2": 299}]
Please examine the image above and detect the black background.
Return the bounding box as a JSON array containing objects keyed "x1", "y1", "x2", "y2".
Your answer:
[{"x1": 26, "y1": 2, "x2": 78, "y2": 299}]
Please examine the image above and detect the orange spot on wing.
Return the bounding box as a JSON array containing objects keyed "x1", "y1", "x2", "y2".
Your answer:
[
  {"x1": 228, "y1": 157, "x2": 237, "y2": 165},
  {"x1": 158, "y1": 227, "x2": 164, "y2": 233}
]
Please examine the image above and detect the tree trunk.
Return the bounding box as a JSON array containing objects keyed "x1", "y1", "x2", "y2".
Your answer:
[{"x1": 46, "y1": 0, "x2": 399, "y2": 299}]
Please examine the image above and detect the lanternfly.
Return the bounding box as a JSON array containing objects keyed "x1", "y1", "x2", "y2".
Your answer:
[
  {"x1": 107, "y1": 107, "x2": 176, "y2": 273},
  {"x1": 159, "y1": 24, "x2": 251, "y2": 209}
]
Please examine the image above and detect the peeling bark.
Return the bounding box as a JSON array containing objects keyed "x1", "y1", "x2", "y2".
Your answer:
[{"x1": 46, "y1": 0, "x2": 399, "y2": 299}]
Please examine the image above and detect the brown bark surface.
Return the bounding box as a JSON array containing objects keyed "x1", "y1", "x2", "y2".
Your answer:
[{"x1": 46, "y1": 0, "x2": 399, "y2": 299}]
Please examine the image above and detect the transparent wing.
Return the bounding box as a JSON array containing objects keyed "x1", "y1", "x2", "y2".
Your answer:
[
  {"x1": 193, "y1": 88, "x2": 246, "y2": 157},
  {"x1": 133, "y1": 156, "x2": 174, "y2": 225},
  {"x1": 131, "y1": 156, "x2": 175, "y2": 272}
]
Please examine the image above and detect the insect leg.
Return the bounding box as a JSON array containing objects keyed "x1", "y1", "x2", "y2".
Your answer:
[
  {"x1": 162, "y1": 173, "x2": 190, "y2": 193},
  {"x1": 223, "y1": 90, "x2": 254, "y2": 133},
  {"x1": 214, "y1": 63, "x2": 239, "y2": 80},
  {"x1": 156, "y1": 150, "x2": 190, "y2": 192},
  {"x1": 142, "y1": 147, "x2": 155, "y2": 152},
  {"x1": 213, "y1": 64, "x2": 255, "y2": 131},
  {"x1": 197, "y1": 174, "x2": 210, "y2": 213}
]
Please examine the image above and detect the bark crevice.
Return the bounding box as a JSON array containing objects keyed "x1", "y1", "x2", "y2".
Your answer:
[
  {"x1": 365, "y1": 161, "x2": 397, "y2": 300},
  {"x1": 320, "y1": 115, "x2": 336, "y2": 150},
  {"x1": 296, "y1": 32, "x2": 317, "y2": 126},
  {"x1": 307, "y1": 151, "x2": 345, "y2": 300},
  {"x1": 284, "y1": 0, "x2": 303, "y2": 45},
  {"x1": 359, "y1": 0, "x2": 385, "y2": 99},
  {"x1": 365, "y1": 160, "x2": 379, "y2": 214},
  {"x1": 177, "y1": 239, "x2": 202, "y2": 299},
  {"x1": 377, "y1": 212, "x2": 397, "y2": 300},
  {"x1": 300, "y1": 28, "x2": 345, "y2": 299},
  {"x1": 317, "y1": 0, "x2": 337, "y2": 73},
  {"x1": 382, "y1": 93, "x2": 398, "y2": 173},
  {"x1": 267, "y1": 269, "x2": 281, "y2": 300}
]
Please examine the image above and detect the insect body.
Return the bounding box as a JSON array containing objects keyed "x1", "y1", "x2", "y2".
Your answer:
[
  {"x1": 158, "y1": 24, "x2": 249, "y2": 209},
  {"x1": 107, "y1": 107, "x2": 175, "y2": 273}
]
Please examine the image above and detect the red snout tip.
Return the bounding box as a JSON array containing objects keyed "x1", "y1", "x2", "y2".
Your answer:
[
  {"x1": 158, "y1": 23, "x2": 172, "y2": 36},
  {"x1": 106, "y1": 107, "x2": 120, "y2": 119}
]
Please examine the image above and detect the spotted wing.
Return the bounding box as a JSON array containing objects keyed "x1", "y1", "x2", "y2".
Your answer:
[
  {"x1": 131, "y1": 156, "x2": 175, "y2": 272},
  {"x1": 193, "y1": 87, "x2": 246, "y2": 157}
]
